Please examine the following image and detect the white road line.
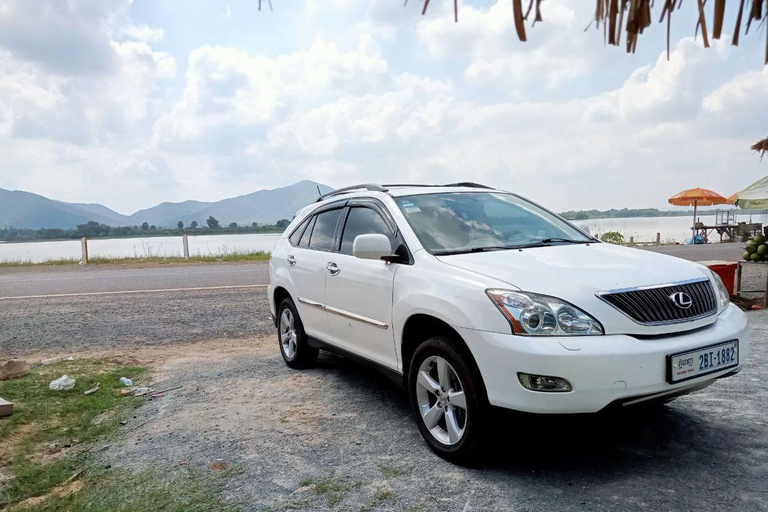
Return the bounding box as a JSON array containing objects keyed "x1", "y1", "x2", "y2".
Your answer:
[{"x1": 0, "y1": 284, "x2": 268, "y2": 301}]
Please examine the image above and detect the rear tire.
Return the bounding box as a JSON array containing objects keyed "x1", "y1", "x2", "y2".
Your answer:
[
  {"x1": 277, "y1": 298, "x2": 318, "y2": 369},
  {"x1": 408, "y1": 336, "x2": 488, "y2": 464}
]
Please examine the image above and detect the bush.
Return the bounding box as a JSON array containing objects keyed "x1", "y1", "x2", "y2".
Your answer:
[{"x1": 600, "y1": 231, "x2": 625, "y2": 244}]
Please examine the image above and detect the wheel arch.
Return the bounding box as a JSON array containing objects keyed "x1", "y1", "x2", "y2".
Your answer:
[
  {"x1": 400, "y1": 314, "x2": 487, "y2": 399},
  {"x1": 273, "y1": 286, "x2": 292, "y2": 326}
]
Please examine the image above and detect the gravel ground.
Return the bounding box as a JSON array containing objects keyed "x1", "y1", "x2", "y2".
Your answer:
[
  {"x1": 0, "y1": 288, "x2": 274, "y2": 359},
  {"x1": 91, "y1": 311, "x2": 768, "y2": 512}
]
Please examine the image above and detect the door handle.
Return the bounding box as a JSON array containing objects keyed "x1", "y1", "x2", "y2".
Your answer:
[
  {"x1": 326, "y1": 262, "x2": 340, "y2": 276},
  {"x1": 287, "y1": 254, "x2": 296, "y2": 266}
]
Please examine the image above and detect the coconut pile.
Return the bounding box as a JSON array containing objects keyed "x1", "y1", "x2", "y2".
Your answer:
[{"x1": 743, "y1": 234, "x2": 768, "y2": 262}]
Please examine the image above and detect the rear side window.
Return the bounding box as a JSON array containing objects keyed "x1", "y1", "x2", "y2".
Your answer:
[
  {"x1": 339, "y1": 207, "x2": 395, "y2": 255},
  {"x1": 289, "y1": 216, "x2": 311, "y2": 246},
  {"x1": 308, "y1": 209, "x2": 343, "y2": 251},
  {"x1": 298, "y1": 216, "x2": 316, "y2": 248}
]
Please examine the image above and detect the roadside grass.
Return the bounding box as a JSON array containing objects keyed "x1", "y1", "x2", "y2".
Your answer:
[
  {"x1": 0, "y1": 359, "x2": 148, "y2": 507},
  {"x1": 0, "y1": 360, "x2": 241, "y2": 511},
  {"x1": 0, "y1": 250, "x2": 270, "y2": 268},
  {"x1": 31, "y1": 467, "x2": 239, "y2": 512}
]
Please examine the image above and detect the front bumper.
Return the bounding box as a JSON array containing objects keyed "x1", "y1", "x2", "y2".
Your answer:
[{"x1": 457, "y1": 304, "x2": 749, "y2": 414}]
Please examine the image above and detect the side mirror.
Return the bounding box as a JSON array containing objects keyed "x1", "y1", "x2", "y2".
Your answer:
[{"x1": 353, "y1": 234, "x2": 392, "y2": 261}]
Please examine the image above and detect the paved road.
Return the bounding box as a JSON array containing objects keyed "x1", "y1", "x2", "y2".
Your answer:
[
  {"x1": 641, "y1": 241, "x2": 746, "y2": 262},
  {"x1": 0, "y1": 263, "x2": 270, "y2": 299},
  {"x1": 0, "y1": 263, "x2": 274, "y2": 359}
]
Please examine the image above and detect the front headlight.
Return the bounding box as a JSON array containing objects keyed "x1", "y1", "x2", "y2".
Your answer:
[
  {"x1": 709, "y1": 271, "x2": 731, "y2": 314},
  {"x1": 486, "y1": 289, "x2": 604, "y2": 336}
]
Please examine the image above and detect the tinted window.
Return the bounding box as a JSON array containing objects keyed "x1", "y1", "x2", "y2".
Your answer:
[
  {"x1": 308, "y1": 209, "x2": 343, "y2": 251},
  {"x1": 289, "y1": 217, "x2": 311, "y2": 246},
  {"x1": 298, "y1": 216, "x2": 316, "y2": 248},
  {"x1": 340, "y1": 207, "x2": 394, "y2": 255}
]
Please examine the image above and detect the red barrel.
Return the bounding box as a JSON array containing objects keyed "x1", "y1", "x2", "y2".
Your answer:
[{"x1": 700, "y1": 260, "x2": 738, "y2": 297}]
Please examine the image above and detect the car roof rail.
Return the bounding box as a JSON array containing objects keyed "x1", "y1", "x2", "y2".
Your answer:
[
  {"x1": 383, "y1": 183, "x2": 494, "y2": 189},
  {"x1": 442, "y1": 182, "x2": 493, "y2": 189},
  {"x1": 316, "y1": 184, "x2": 389, "y2": 202},
  {"x1": 381, "y1": 184, "x2": 435, "y2": 188}
]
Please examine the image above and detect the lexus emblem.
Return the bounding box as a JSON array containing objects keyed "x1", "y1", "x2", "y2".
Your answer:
[{"x1": 669, "y1": 291, "x2": 693, "y2": 310}]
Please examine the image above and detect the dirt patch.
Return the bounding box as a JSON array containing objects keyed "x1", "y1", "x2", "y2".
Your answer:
[
  {"x1": 11, "y1": 479, "x2": 83, "y2": 510},
  {"x1": 0, "y1": 424, "x2": 34, "y2": 465}
]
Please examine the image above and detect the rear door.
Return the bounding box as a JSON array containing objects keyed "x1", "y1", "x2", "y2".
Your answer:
[
  {"x1": 288, "y1": 206, "x2": 344, "y2": 341},
  {"x1": 324, "y1": 202, "x2": 404, "y2": 369}
]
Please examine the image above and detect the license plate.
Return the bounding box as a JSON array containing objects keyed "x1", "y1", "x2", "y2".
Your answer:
[{"x1": 667, "y1": 340, "x2": 739, "y2": 384}]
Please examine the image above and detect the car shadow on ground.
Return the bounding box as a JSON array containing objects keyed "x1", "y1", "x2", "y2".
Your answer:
[{"x1": 311, "y1": 351, "x2": 751, "y2": 485}]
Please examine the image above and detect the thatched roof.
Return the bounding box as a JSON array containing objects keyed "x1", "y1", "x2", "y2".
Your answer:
[
  {"x1": 421, "y1": 0, "x2": 768, "y2": 64},
  {"x1": 753, "y1": 137, "x2": 768, "y2": 159}
]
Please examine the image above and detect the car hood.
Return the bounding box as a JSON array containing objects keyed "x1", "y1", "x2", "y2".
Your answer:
[{"x1": 437, "y1": 243, "x2": 708, "y2": 297}]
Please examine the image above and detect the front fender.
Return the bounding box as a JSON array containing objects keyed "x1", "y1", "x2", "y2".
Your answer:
[{"x1": 392, "y1": 254, "x2": 514, "y2": 365}]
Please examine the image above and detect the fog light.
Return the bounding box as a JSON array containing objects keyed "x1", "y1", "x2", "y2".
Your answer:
[{"x1": 518, "y1": 373, "x2": 572, "y2": 392}]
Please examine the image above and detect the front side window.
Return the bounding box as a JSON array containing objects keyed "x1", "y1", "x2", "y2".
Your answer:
[
  {"x1": 339, "y1": 207, "x2": 395, "y2": 255},
  {"x1": 308, "y1": 209, "x2": 343, "y2": 251},
  {"x1": 396, "y1": 192, "x2": 592, "y2": 255}
]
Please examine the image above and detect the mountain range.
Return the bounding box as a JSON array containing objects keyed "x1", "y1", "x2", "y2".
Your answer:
[{"x1": 0, "y1": 181, "x2": 333, "y2": 230}]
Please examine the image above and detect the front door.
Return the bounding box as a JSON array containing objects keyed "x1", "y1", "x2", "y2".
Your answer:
[{"x1": 324, "y1": 205, "x2": 400, "y2": 370}]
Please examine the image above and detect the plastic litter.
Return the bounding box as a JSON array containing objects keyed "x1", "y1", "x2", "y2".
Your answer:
[
  {"x1": 49, "y1": 375, "x2": 76, "y2": 391},
  {"x1": 134, "y1": 387, "x2": 150, "y2": 396},
  {"x1": 119, "y1": 377, "x2": 133, "y2": 386}
]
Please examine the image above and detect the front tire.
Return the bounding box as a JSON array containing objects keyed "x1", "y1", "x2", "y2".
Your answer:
[
  {"x1": 277, "y1": 298, "x2": 318, "y2": 369},
  {"x1": 408, "y1": 336, "x2": 488, "y2": 463}
]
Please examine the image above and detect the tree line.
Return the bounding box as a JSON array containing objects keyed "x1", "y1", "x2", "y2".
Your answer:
[
  {"x1": 559, "y1": 208, "x2": 700, "y2": 221},
  {"x1": 0, "y1": 215, "x2": 292, "y2": 242}
]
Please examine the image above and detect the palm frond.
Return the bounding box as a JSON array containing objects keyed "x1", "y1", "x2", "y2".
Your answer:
[
  {"x1": 753, "y1": 137, "x2": 768, "y2": 159},
  {"x1": 418, "y1": 0, "x2": 768, "y2": 64}
]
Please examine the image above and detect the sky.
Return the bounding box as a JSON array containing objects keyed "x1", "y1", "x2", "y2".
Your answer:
[{"x1": 0, "y1": 0, "x2": 766, "y2": 215}]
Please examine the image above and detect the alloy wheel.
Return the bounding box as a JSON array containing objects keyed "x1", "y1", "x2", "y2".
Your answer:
[
  {"x1": 280, "y1": 308, "x2": 297, "y2": 359},
  {"x1": 415, "y1": 355, "x2": 468, "y2": 445}
]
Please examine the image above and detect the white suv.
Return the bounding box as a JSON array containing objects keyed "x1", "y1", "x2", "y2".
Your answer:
[{"x1": 268, "y1": 184, "x2": 748, "y2": 461}]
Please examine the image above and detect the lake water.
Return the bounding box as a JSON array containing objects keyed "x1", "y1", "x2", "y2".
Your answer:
[
  {"x1": 0, "y1": 233, "x2": 283, "y2": 264},
  {"x1": 575, "y1": 213, "x2": 768, "y2": 244},
  {"x1": 1, "y1": 213, "x2": 766, "y2": 263}
]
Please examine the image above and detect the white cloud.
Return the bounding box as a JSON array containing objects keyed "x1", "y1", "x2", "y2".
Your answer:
[
  {"x1": 121, "y1": 24, "x2": 165, "y2": 44},
  {"x1": 153, "y1": 33, "x2": 387, "y2": 150},
  {"x1": 416, "y1": 0, "x2": 597, "y2": 88}
]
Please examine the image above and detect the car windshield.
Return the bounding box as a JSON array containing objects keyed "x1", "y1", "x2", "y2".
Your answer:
[{"x1": 396, "y1": 192, "x2": 593, "y2": 255}]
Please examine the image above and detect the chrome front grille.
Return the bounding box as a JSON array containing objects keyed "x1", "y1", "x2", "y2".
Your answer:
[{"x1": 597, "y1": 278, "x2": 717, "y2": 325}]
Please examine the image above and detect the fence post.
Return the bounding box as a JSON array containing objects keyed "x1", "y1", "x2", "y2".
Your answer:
[
  {"x1": 80, "y1": 237, "x2": 89, "y2": 264},
  {"x1": 182, "y1": 233, "x2": 189, "y2": 260},
  {"x1": 656, "y1": 232, "x2": 661, "y2": 245}
]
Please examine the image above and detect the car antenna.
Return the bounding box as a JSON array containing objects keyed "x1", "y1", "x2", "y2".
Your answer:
[{"x1": 316, "y1": 185, "x2": 321, "y2": 197}]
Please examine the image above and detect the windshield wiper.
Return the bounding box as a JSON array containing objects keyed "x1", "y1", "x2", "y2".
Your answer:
[
  {"x1": 540, "y1": 238, "x2": 591, "y2": 244},
  {"x1": 434, "y1": 246, "x2": 512, "y2": 256}
]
